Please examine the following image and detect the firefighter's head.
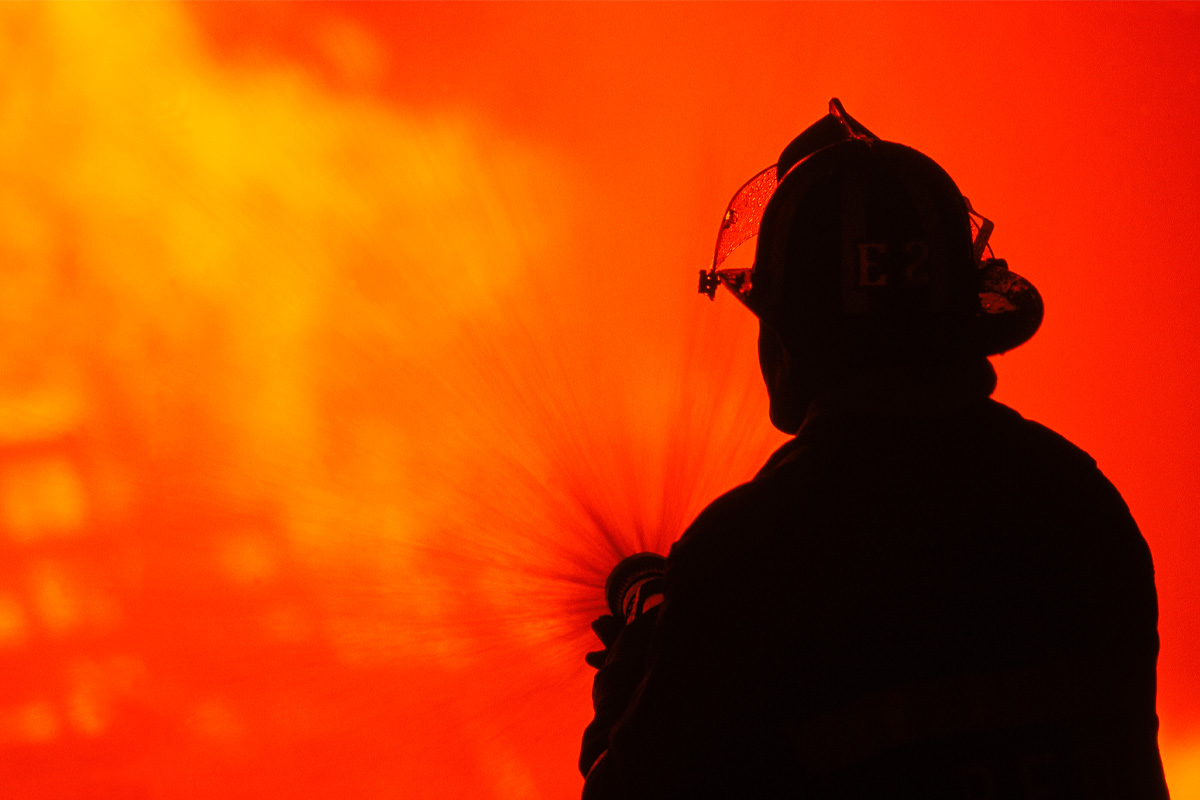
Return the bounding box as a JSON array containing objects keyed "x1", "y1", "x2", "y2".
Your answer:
[{"x1": 700, "y1": 100, "x2": 1043, "y2": 433}]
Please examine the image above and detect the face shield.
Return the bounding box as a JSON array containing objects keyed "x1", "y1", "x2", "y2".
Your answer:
[{"x1": 697, "y1": 165, "x2": 778, "y2": 305}]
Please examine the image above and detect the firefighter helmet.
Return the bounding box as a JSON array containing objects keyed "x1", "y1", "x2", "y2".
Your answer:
[{"x1": 700, "y1": 99, "x2": 1042, "y2": 361}]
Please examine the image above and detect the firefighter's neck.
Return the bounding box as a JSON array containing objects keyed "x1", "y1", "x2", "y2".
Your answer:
[{"x1": 805, "y1": 358, "x2": 997, "y2": 422}]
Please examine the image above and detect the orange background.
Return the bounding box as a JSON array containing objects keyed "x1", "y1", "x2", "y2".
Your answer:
[{"x1": 1, "y1": 3, "x2": 1198, "y2": 798}]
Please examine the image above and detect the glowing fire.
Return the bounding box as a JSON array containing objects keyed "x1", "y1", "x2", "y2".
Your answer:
[
  {"x1": 1, "y1": 3, "x2": 1197, "y2": 798},
  {"x1": 0, "y1": 4, "x2": 779, "y2": 797}
]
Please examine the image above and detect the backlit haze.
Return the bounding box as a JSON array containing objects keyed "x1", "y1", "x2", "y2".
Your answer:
[{"x1": 2, "y1": 4, "x2": 1198, "y2": 798}]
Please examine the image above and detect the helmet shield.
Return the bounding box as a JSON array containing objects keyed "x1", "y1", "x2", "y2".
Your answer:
[{"x1": 703, "y1": 165, "x2": 778, "y2": 308}]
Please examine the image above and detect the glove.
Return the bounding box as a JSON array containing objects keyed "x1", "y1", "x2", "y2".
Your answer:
[
  {"x1": 579, "y1": 606, "x2": 660, "y2": 777},
  {"x1": 585, "y1": 614, "x2": 626, "y2": 669}
]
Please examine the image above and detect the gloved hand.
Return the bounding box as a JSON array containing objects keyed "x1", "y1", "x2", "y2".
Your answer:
[
  {"x1": 579, "y1": 606, "x2": 660, "y2": 777},
  {"x1": 584, "y1": 614, "x2": 626, "y2": 668}
]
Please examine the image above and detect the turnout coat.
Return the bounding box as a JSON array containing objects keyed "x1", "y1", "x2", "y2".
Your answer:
[{"x1": 583, "y1": 399, "x2": 1167, "y2": 800}]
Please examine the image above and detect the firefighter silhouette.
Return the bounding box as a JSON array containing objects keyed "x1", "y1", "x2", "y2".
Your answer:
[{"x1": 580, "y1": 100, "x2": 1168, "y2": 800}]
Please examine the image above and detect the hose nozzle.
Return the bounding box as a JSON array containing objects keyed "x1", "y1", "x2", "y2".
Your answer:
[{"x1": 605, "y1": 552, "x2": 667, "y2": 623}]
